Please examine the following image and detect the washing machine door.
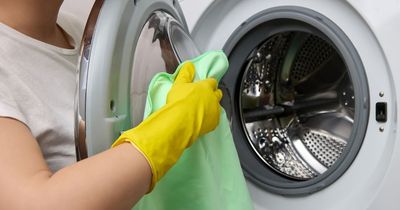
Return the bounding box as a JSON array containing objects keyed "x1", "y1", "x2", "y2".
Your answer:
[{"x1": 75, "y1": 0, "x2": 200, "y2": 159}]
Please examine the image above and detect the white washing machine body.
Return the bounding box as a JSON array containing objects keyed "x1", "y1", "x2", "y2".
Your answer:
[
  {"x1": 76, "y1": 0, "x2": 400, "y2": 209},
  {"x1": 181, "y1": 0, "x2": 400, "y2": 209}
]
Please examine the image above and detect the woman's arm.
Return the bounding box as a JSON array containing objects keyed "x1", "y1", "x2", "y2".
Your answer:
[
  {"x1": 0, "y1": 117, "x2": 151, "y2": 210},
  {"x1": 0, "y1": 62, "x2": 222, "y2": 210}
]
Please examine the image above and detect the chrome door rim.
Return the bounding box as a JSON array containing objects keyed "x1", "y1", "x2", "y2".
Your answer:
[{"x1": 75, "y1": 0, "x2": 104, "y2": 160}]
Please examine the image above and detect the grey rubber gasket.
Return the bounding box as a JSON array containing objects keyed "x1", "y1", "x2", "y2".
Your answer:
[{"x1": 221, "y1": 6, "x2": 369, "y2": 195}]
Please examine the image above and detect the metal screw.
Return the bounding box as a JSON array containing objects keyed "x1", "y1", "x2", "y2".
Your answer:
[
  {"x1": 379, "y1": 127, "x2": 385, "y2": 132},
  {"x1": 379, "y1": 92, "x2": 384, "y2": 97}
]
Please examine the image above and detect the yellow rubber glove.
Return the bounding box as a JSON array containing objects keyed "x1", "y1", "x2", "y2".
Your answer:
[{"x1": 112, "y1": 62, "x2": 223, "y2": 191}]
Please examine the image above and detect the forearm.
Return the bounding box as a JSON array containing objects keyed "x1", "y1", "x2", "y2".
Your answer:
[
  {"x1": 14, "y1": 144, "x2": 151, "y2": 210},
  {"x1": 46, "y1": 143, "x2": 150, "y2": 209}
]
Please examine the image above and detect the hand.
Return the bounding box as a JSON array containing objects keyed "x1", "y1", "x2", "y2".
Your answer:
[
  {"x1": 112, "y1": 62, "x2": 223, "y2": 191},
  {"x1": 167, "y1": 62, "x2": 222, "y2": 137}
]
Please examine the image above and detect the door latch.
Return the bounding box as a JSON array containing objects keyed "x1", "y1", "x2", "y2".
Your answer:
[{"x1": 376, "y1": 102, "x2": 387, "y2": 122}]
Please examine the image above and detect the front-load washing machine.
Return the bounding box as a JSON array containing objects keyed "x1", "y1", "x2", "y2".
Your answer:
[
  {"x1": 75, "y1": 0, "x2": 400, "y2": 209},
  {"x1": 182, "y1": 0, "x2": 400, "y2": 209}
]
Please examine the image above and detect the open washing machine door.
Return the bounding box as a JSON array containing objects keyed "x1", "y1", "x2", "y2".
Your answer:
[{"x1": 75, "y1": 0, "x2": 200, "y2": 159}]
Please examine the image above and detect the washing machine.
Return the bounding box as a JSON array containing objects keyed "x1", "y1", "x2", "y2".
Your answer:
[{"x1": 75, "y1": 0, "x2": 400, "y2": 209}]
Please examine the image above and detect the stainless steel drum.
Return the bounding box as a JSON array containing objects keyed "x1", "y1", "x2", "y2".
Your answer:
[{"x1": 239, "y1": 32, "x2": 353, "y2": 180}]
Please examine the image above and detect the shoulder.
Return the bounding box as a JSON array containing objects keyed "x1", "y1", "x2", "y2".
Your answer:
[{"x1": 57, "y1": 11, "x2": 86, "y2": 48}]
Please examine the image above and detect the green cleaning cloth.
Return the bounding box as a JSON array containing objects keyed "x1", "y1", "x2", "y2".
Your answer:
[{"x1": 133, "y1": 51, "x2": 254, "y2": 210}]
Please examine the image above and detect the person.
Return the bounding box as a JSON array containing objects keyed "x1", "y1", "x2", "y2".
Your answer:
[{"x1": 0, "y1": 0, "x2": 222, "y2": 209}]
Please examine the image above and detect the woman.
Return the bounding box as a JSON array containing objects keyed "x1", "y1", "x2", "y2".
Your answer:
[{"x1": 0, "y1": 0, "x2": 222, "y2": 209}]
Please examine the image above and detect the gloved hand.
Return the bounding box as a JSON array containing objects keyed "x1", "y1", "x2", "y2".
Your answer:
[{"x1": 112, "y1": 62, "x2": 223, "y2": 191}]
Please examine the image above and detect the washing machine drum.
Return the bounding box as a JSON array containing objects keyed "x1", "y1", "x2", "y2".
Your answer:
[
  {"x1": 240, "y1": 33, "x2": 351, "y2": 178},
  {"x1": 75, "y1": 0, "x2": 199, "y2": 159}
]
